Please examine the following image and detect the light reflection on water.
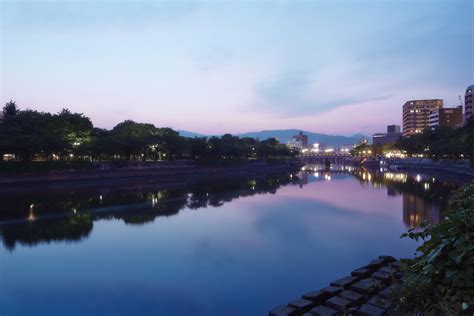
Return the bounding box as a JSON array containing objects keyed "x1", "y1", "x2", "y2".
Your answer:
[{"x1": 0, "y1": 166, "x2": 459, "y2": 316}]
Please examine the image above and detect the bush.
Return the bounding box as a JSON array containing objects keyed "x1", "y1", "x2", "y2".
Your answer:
[{"x1": 392, "y1": 182, "x2": 474, "y2": 314}]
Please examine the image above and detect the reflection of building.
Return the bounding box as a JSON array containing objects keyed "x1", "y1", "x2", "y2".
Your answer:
[
  {"x1": 288, "y1": 131, "x2": 309, "y2": 149},
  {"x1": 299, "y1": 172, "x2": 308, "y2": 188},
  {"x1": 466, "y1": 85, "x2": 473, "y2": 122},
  {"x1": 386, "y1": 186, "x2": 399, "y2": 197},
  {"x1": 429, "y1": 106, "x2": 463, "y2": 129},
  {"x1": 372, "y1": 125, "x2": 402, "y2": 145},
  {"x1": 403, "y1": 99, "x2": 444, "y2": 137},
  {"x1": 403, "y1": 193, "x2": 440, "y2": 228}
]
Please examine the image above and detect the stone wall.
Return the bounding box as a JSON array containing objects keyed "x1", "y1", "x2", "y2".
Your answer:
[
  {"x1": 388, "y1": 158, "x2": 474, "y2": 178},
  {"x1": 269, "y1": 256, "x2": 402, "y2": 316}
]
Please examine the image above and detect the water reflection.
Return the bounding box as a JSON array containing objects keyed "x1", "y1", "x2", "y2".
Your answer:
[
  {"x1": 0, "y1": 166, "x2": 459, "y2": 251},
  {"x1": 0, "y1": 173, "x2": 299, "y2": 250},
  {"x1": 306, "y1": 165, "x2": 456, "y2": 228}
]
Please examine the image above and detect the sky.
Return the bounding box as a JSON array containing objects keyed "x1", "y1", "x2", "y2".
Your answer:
[{"x1": 1, "y1": 0, "x2": 473, "y2": 136}]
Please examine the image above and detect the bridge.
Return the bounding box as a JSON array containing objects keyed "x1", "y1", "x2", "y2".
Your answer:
[{"x1": 299, "y1": 154, "x2": 362, "y2": 165}]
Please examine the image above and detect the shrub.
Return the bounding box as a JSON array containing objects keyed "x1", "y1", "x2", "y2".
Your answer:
[{"x1": 392, "y1": 182, "x2": 474, "y2": 314}]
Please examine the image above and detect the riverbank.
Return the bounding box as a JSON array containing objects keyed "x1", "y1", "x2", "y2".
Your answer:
[
  {"x1": 269, "y1": 256, "x2": 402, "y2": 316},
  {"x1": 0, "y1": 160, "x2": 303, "y2": 193},
  {"x1": 385, "y1": 158, "x2": 474, "y2": 180}
]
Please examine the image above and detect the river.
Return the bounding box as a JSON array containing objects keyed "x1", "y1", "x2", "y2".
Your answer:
[{"x1": 0, "y1": 165, "x2": 460, "y2": 315}]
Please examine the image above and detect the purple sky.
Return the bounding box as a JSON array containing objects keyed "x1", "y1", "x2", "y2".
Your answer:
[{"x1": 1, "y1": 1, "x2": 473, "y2": 135}]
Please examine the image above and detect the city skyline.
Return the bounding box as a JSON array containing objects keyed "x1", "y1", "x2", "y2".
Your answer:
[{"x1": 1, "y1": 0, "x2": 473, "y2": 136}]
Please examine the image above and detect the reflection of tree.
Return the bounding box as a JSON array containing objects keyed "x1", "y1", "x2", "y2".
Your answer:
[
  {"x1": 0, "y1": 173, "x2": 298, "y2": 250},
  {"x1": 1, "y1": 214, "x2": 93, "y2": 251},
  {"x1": 118, "y1": 198, "x2": 187, "y2": 225}
]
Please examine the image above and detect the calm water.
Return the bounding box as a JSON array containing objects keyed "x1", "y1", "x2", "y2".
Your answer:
[{"x1": 0, "y1": 166, "x2": 459, "y2": 316}]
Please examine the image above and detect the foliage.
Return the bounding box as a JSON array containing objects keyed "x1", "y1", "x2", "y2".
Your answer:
[
  {"x1": 393, "y1": 181, "x2": 474, "y2": 315},
  {"x1": 350, "y1": 142, "x2": 370, "y2": 156},
  {"x1": 2, "y1": 99, "x2": 18, "y2": 118},
  {"x1": 0, "y1": 100, "x2": 296, "y2": 163},
  {"x1": 396, "y1": 118, "x2": 474, "y2": 165}
]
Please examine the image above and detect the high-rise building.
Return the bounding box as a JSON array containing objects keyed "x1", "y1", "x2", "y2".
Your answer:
[
  {"x1": 429, "y1": 106, "x2": 463, "y2": 129},
  {"x1": 387, "y1": 125, "x2": 400, "y2": 133},
  {"x1": 465, "y1": 85, "x2": 473, "y2": 122},
  {"x1": 372, "y1": 125, "x2": 402, "y2": 145},
  {"x1": 402, "y1": 99, "x2": 444, "y2": 137},
  {"x1": 287, "y1": 131, "x2": 308, "y2": 149}
]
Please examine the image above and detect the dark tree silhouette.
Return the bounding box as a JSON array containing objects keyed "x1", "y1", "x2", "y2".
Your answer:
[{"x1": 2, "y1": 99, "x2": 18, "y2": 118}]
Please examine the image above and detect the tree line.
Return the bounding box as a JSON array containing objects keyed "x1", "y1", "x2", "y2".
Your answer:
[
  {"x1": 396, "y1": 119, "x2": 474, "y2": 162},
  {"x1": 0, "y1": 100, "x2": 296, "y2": 162},
  {"x1": 350, "y1": 118, "x2": 474, "y2": 165}
]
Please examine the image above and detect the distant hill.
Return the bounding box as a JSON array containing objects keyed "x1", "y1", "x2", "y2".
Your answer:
[
  {"x1": 178, "y1": 130, "x2": 207, "y2": 138},
  {"x1": 236, "y1": 129, "x2": 364, "y2": 146},
  {"x1": 179, "y1": 129, "x2": 366, "y2": 146}
]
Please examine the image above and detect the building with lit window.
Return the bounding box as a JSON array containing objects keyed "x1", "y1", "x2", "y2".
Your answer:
[
  {"x1": 402, "y1": 99, "x2": 443, "y2": 137},
  {"x1": 372, "y1": 125, "x2": 402, "y2": 145},
  {"x1": 288, "y1": 131, "x2": 308, "y2": 149},
  {"x1": 466, "y1": 85, "x2": 473, "y2": 122},
  {"x1": 429, "y1": 106, "x2": 463, "y2": 129}
]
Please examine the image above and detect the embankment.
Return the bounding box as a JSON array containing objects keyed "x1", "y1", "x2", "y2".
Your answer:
[
  {"x1": 386, "y1": 158, "x2": 474, "y2": 180},
  {"x1": 0, "y1": 160, "x2": 302, "y2": 193}
]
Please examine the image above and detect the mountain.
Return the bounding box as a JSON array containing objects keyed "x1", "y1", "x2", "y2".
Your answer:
[
  {"x1": 178, "y1": 130, "x2": 207, "y2": 138},
  {"x1": 179, "y1": 129, "x2": 366, "y2": 146},
  {"x1": 236, "y1": 129, "x2": 364, "y2": 146}
]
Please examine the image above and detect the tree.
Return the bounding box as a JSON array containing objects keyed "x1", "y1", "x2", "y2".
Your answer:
[{"x1": 2, "y1": 100, "x2": 18, "y2": 118}]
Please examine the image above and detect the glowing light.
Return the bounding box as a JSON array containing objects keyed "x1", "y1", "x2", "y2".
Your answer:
[
  {"x1": 416, "y1": 174, "x2": 421, "y2": 182},
  {"x1": 28, "y1": 204, "x2": 36, "y2": 222}
]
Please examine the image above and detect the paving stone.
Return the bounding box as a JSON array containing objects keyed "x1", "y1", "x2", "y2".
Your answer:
[
  {"x1": 378, "y1": 283, "x2": 400, "y2": 299},
  {"x1": 330, "y1": 276, "x2": 359, "y2": 289},
  {"x1": 367, "y1": 258, "x2": 386, "y2": 270},
  {"x1": 390, "y1": 261, "x2": 401, "y2": 270},
  {"x1": 325, "y1": 296, "x2": 352, "y2": 312},
  {"x1": 339, "y1": 290, "x2": 366, "y2": 305},
  {"x1": 321, "y1": 286, "x2": 342, "y2": 296},
  {"x1": 378, "y1": 255, "x2": 396, "y2": 263},
  {"x1": 288, "y1": 298, "x2": 316, "y2": 313},
  {"x1": 309, "y1": 305, "x2": 339, "y2": 316},
  {"x1": 269, "y1": 304, "x2": 297, "y2": 316},
  {"x1": 303, "y1": 314, "x2": 314, "y2": 316},
  {"x1": 378, "y1": 287, "x2": 394, "y2": 300},
  {"x1": 378, "y1": 266, "x2": 397, "y2": 275},
  {"x1": 372, "y1": 271, "x2": 391, "y2": 283},
  {"x1": 347, "y1": 306, "x2": 359, "y2": 316},
  {"x1": 357, "y1": 304, "x2": 386, "y2": 316},
  {"x1": 367, "y1": 296, "x2": 392, "y2": 310},
  {"x1": 350, "y1": 278, "x2": 382, "y2": 295},
  {"x1": 302, "y1": 291, "x2": 332, "y2": 304},
  {"x1": 351, "y1": 267, "x2": 372, "y2": 278}
]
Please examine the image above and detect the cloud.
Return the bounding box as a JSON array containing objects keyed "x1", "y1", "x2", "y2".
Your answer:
[{"x1": 254, "y1": 65, "x2": 394, "y2": 117}]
